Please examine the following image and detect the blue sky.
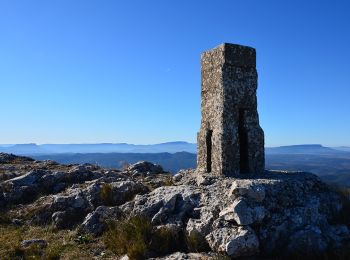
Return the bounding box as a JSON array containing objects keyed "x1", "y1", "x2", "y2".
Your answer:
[{"x1": 0, "y1": 0, "x2": 349, "y2": 146}]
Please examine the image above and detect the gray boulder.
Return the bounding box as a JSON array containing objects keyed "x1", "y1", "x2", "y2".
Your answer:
[
  {"x1": 80, "y1": 206, "x2": 122, "y2": 236},
  {"x1": 206, "y1": 226, "x2": 259, "y2": 257},
  {"x1": 127, "y1": 161, "x2": 163, "y2": 175},
  {"x1": 125, "y1": 185, "x2": 200, "y2": 225},
  {"x1": 229, "y1": 179, "x2": 266, "y2": 202},
  {"x1": 219, "y1": 197, "x2": 266, "y2": 225}
]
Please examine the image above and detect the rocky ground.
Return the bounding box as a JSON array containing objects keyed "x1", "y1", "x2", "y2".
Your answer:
[{"x1": 1, "y1": 152, "x2": 350, "y2": 259}]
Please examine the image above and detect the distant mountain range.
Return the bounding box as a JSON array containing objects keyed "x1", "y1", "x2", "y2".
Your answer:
[
  {"x1": 266, "y1": 144, "x2": 350, "y2": 155},
  {"x1": 2, "y1": 143, "x2": 350, "y2": 186},
  {"x1": 33, "y1": 152, "x2": 197, "y2": 174},
  {"x1": 0, "y1": 142, "x2": 197, "y2": 154},
  {"x1": 0, "y1": 143, "x2": 348, "y2": 155}
]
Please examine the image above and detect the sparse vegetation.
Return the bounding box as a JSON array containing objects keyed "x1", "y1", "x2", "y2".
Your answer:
[
  {"x1": 143, "y1": 173, "x2": 174, "y2": 191},
  {"x1": 104, "y1": 215, "x2": 153, "y2": 259},
  {"x1": 185, "y1": 232, "x2": 210, "y2": 253},
  {"x1": 0, "y1": 224, "x2": 106, "y2": 259},
  {"x1": 100, "y1": 183, "x2": 114, "y2": 206},
  {"x1": 151, "y1": 225, "x2": 184, "y2": 255},
  {"x1": 163, "y1": 175, "x2": 174, "y2": 186},
  {"x1": 104, "y1": 214, "x2": 186, "y2": 259}
]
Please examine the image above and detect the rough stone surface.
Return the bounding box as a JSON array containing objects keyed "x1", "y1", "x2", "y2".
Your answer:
[
  {"x1": 197, "y1": 43, "x2": 264, "y2": 176},
  {"x1": 80, "y1": 206, "x2": 123, "y2": 236},
  {"x1": 127, "y1": 161, "x2": 164, "y2": 175},
  {"x1": 206, "y1": 226, "x2": 259, "y2": 257},
  {"x1": 122, "y1": 185, "x2": 201, "y2": 226},
  {"x1": 219, "y1": 197, "x2": 266, "y2": 225},
  {"x1": 229, "y1": 179, "x2": 266, "y2": 202},
  {"x1": 149, "y1": 252, "x2": 213, "y2": 259}
]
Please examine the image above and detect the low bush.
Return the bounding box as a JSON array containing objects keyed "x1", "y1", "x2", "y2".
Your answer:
[
  {"x1": 104, "y1": 214, "x2": 185, "y2": 259},
  {"x1": 104, "y1": 215, "x2": 152, "y2": 259},
  {"x1": 185, "y1": 232, "x2": 210, "y2": 253}
]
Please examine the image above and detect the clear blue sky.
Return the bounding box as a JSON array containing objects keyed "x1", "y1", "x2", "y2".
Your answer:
[{"x1": 0, "y1": 0, "x2": 349, "y2": 146}]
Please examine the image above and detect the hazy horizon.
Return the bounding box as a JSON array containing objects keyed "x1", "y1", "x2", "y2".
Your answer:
[{"x1": 0, "y1": 142, "x2": 349, "y2": 148}]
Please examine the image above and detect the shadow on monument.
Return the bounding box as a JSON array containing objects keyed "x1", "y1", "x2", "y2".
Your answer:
[{"x1": 239, "y1": 109, "x2": 249, "y2": 173}]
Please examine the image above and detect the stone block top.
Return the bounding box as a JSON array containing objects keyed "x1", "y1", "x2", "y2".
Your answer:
[{"x1": 201, "y1": 43, "x2": 256, "y2": 68}]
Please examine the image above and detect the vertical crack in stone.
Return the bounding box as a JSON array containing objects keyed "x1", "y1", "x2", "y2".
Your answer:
[{"x1": 206, "y1": 129, "x2": 213, "y2": 173}]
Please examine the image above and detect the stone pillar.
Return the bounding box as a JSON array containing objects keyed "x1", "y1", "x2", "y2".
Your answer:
[{"x1": 197, "y1": 43, "x2": 265, "y2": 176}]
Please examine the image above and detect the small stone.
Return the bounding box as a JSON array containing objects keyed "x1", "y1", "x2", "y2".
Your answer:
[
  {"x1": 173, "y1": 173, "x2": 183, "y2": 182},
  {"x1": 21, "y1": 239, "x2": 47, "y2": 248},
  {"x1": 196, "y1": 174, "x2": 215, "y2": 186},
  {"x1": 11, "y1": 218, "x2": 23, "y2": 226}
]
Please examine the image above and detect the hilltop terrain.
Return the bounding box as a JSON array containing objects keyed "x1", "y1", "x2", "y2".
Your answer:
[
  {"x1": 1, "y1": 153, "x2": 350, "y2": 259},
  {"x1": 2, "y1": 143, "x2": 350, "y2": 187}
]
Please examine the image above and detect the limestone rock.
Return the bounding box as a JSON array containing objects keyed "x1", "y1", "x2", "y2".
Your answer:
[
  {"x1": 149, "y1": 252, "x2": 213, "y2": 259},
  {"x1": 229, "y1": 179, "x2": 265, "y2": 202},
  {"x1": 126, "y1": 185, "x2": 200, "y2": 225},
  {"x1": 127, "y1": 161, "x2": 163, "y2": 175},
  {"x1": 220, "y1": 197, "x2": 266, "y2": 225},
  {"x1": 186, "y1": 208, "x2": 216, "y2": 237},
  {"x1": 206, "y1": 226, "x2": 259, "y2": 257},
  {"x1": 80, "y1": 206, "x2": 122, "y2": 236},
  {"x1": 196, "y1": 173, "x2": 217, "y2": 186}
]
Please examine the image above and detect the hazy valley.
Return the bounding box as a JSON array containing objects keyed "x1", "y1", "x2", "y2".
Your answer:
[{"x1": 1, "y1": 143, "x2": 350, "y2": 187}]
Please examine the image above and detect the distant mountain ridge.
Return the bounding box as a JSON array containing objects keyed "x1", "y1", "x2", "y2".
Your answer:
[
  {"x1": 0, "y1": 142, "x2": 197, "y2": 154},
  {"x1": 265, "y1": 144, "x2": 348, "y2": 155},
  {"x1": 2, "y1": 143, "x2": 350, "y2": 186},
  {"x1": 1, "y1": 143, "x2": 349, "y2": 156}
]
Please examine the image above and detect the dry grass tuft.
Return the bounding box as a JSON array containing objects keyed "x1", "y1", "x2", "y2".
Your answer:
[
  {"x1": 104, "y1": 214, "x2": 184, "y2": 259},
  {"x1": 100, "y1": 183, "x2": 114, "y2": 206},
  {"x1": 104, "y1": 215, "x2": 152, "y2": 259},
  {"x1": 185, "y1": 232, "x2": 210, "y2": 253}
]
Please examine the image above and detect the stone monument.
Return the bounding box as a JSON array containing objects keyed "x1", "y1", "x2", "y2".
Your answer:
[{"x1": 197, "y1": 43, "x2": 265, "y2": 176}]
